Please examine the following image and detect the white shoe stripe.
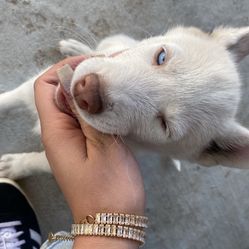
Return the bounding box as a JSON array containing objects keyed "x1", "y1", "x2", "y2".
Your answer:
[
  {"x1": 30, "y1": 229, "x2": 41, "y2": 245},
  {"x1": 0, "y1": 221, "x2": 21, "y2": 228}
]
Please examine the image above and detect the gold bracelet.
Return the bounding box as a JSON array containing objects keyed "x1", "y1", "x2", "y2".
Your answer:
[
  {"x1": 94, "y1": 213, "x2": 148, "y2": 228},
  {"x1": 48, "y1": 213, "x2": 148, "y2": 247},
  {"x1": 71, "y1": 223, "x2": 145, "y2": 245}
]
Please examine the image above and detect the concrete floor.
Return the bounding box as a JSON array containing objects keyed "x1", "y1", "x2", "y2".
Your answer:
[{"x1": 0, "y1": 0, "x2": 249, "y2": 248}]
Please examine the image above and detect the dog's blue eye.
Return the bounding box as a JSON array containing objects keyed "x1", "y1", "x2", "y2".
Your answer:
[{"x1": 157, "y1": 49, "x2": 167, "y2": 65}]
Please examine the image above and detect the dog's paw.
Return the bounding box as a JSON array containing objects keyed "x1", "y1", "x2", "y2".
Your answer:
[
  {"x1": 59, "y1": 39, "x2": 92, "y2": 56},
  {"x1": 0, "y1": 154, "x2": 29, "y2": 179}
]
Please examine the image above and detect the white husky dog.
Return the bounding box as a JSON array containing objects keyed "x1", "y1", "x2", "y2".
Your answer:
[{"x1": 0, "y1": 26, "x2": 249, "y2": 179}]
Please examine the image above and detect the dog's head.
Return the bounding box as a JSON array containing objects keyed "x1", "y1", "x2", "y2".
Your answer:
[{"x1": 64, "y1": 26, "x2": 249, "y2": 168}]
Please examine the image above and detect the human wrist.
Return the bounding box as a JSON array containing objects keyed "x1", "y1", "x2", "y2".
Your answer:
[
  {"x1": 71, "y1": 204, "x2": 145, "y2": 224},
  {"x1": 68, "y1": 185, "x2": 145, "y2": 222}
]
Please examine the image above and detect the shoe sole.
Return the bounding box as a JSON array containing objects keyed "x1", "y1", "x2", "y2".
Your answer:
[{"x1": 0, "y1": 178, "x2": 35, "y2": 211}]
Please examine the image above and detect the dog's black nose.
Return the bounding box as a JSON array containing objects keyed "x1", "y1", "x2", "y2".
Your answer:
[{"x1": 73, "y1": 73, "x2": 103, "y2": 114}]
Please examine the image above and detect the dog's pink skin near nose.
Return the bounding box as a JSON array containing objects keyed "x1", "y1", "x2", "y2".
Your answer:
[{"x1": 73, "y1": 73, "x2": 103, "y2": 114}]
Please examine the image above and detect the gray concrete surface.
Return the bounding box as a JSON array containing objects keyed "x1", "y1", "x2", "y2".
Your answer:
[{"x1": 0, "y1": 0, "x2": 249, "y2": 248}]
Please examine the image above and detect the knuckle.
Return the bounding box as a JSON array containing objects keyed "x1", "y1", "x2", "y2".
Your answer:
[{"x1": 34, "y1": 77, "x2": 42, "y2": 91}]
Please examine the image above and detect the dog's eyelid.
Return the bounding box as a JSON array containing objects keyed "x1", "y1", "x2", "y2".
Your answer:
[
  {"x1": 160, "y1": 45, "x2": 168, "y2": 54},
  {"x1": 157, "y1": 113, "x2": 168, "y2": 132},
  {"x1": 153, "y1": 45, "x2": 169, "y2": 66},
  {"x1": 162, "y1": 45, "x2": 167, "y2": 50},
  {"x1": 158, "y1": 45, "x2": 167, "y2": 54}
]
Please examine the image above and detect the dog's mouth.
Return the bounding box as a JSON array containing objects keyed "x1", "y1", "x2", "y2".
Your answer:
[{"x1": 55, "y1": 85, "x2": 74, "y2": 116}]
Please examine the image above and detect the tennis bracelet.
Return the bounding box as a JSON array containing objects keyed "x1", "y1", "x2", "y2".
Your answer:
[{"x1": 49, "y1": 213, "x2": 148, "y2": 247}]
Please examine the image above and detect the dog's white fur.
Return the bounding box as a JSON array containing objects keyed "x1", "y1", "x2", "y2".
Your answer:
[{"x1": 1, "y1": 26, "x2": 249, "y2": 179}]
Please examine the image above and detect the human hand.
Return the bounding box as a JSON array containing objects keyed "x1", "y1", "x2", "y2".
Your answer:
[{"x1": 34, "y1": 56, "x2": 145, "y2": 249}]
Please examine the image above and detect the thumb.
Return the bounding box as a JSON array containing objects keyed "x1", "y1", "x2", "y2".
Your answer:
[{"x1": 72, "y1": 108, "x2": 120, "y2": 157}]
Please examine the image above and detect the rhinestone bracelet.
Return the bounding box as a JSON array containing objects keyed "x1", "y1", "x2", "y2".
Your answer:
[
  {"x1": 94, "y1": 213, "x2": 148, "y2": 228},
  {"x1": 49, "y1": 213, "x2": 148, "y2": 247},
  {"x1": 71, "y1": 223, "x2": 145, "y2": 245}
]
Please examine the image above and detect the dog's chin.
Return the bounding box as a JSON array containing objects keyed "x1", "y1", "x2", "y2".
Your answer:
[
  {"x1": 87, "y1": 122, "x2": 129, "y2": 136},
  {"x1": 77, "y1": 112, "x2": 130, "y2": 136},
  {"x1": 54, "y1": 85, "x2": 74, "y2": 116}
]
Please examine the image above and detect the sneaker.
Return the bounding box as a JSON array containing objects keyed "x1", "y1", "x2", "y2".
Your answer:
[{"x1": 0, "y1": 178, "x2": 41, "y2": 249}]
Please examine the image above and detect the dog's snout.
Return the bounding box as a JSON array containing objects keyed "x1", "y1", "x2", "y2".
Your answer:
[{"x1": 73, "y1": 73, "x2": 103, "y2": 114}]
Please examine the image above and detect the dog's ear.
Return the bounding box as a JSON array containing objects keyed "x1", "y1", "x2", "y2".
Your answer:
[
  {"x1": 197, "y1": 121, "x2": 249, "y2": 169},
  {"x1": 211, "y1": 27, "x2": 249, "y2": 62}
]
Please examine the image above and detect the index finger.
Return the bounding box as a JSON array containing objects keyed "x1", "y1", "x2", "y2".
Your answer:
[{"x1": 34, "y1": 56, "x2": 86, "y2": 134}]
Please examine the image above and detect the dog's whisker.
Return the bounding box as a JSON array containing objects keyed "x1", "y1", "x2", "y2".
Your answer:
[
  {"x1": 55, "y1": 26, "x2": 87, "y2": 43},
  {"x1": 66, "y1": 22, "x2": 98, "y2": 48},
  {"x1": 80, "y1": 31, "x2": 98, "y2": 49},
  {"x1": 118, "y1": 135, "x2": 126, "y2": 145},
  {"x1": 54, "y1": 25, "x2": 96, "y2": 49},
  {"x1": 132, "y1": 25, "x2": 153, "y2": 39},
  {"x1": 110, "y1": 135, "x2": 120, "y2": 146}
]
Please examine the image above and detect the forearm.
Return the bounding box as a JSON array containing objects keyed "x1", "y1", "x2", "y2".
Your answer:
[{"x1": 73, "y1": 236, "x2": 139, "y2": 249}]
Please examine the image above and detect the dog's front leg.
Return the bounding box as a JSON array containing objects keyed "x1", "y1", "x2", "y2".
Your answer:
[
  {"x1": 0, "y1": 77, "x2": 37, "y2": 115},
  {"x1": 0, "y1": 151, "x2": 50, "y2": 179}
]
